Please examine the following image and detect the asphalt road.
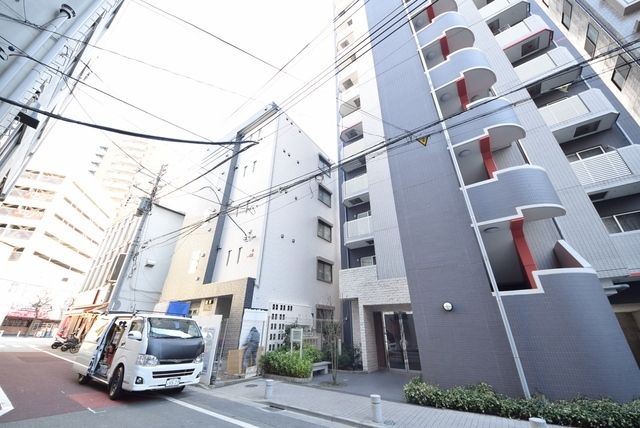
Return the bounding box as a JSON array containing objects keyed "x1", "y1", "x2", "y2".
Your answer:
[{"x1": 0, "y1": 337, "x2": 345, "y2": 427}]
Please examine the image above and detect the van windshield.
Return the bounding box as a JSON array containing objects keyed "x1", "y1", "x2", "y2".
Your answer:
[{"x1": 148, "y1": 318, "x2": 202, "y2": 339}]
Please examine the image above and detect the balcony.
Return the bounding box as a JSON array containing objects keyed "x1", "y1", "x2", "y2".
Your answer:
[
  {"x1": 448, "y1": 97, "x2": 526, "y2": 184},
  {"x1": 467, "y1": 165, "x2": 565, "y2": 226},
  {"x1": 514, "y1": 47, "x2": 581, "y2": 97},
  {"x1": 539, "y1": 89, "x2": 619, "y2": 144},
  {"x1": 429, "y1": 48, "x2": 496, "y2": 118},
  {"x1": 496, "y1": 15, "x2": 553, "y2": 64},
  {"x1": 480, "y1": 0, "x2": 530, "y2": 35},
  {"x1": 342, "y1": 174, "x2": 369, "y2": 207},
  {"x1": 411, "y1": 0, "x2": 458, "y2": 32},
  {"x1": 610, "y1": 231, "x2": 640, "y2": 272},
  {"x1": 417, "y1": 12, "x2": 474, "y2": 69},
  {"x1": 570, "y1": 145, "x2": 640, "y2": 199},
  {"x1": 344, "y1": 214, "x2": 374, "y2": 249}
]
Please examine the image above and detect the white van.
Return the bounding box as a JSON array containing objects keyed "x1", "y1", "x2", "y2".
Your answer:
[{"x1": 72, "y1": 312, "x2": 205, "y2": 400}]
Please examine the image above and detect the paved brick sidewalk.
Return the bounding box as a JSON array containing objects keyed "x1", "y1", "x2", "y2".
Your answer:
[{"x1": 202, "y1": 378, "x2": 562, "y2": 428}]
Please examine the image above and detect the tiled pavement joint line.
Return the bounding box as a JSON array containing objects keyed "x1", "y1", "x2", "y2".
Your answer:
[{"x1": 265, "y1": 400, "x2": 379, "y2": 428}]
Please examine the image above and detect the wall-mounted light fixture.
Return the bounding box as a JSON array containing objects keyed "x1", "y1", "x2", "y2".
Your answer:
[{"x1": 442, "y1": 302, "x2": 453, "y2": 312}]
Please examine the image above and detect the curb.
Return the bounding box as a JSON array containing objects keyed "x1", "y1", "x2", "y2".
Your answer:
[{"x1": 264, "y1": 400, "x2": 380, "y2": 428}]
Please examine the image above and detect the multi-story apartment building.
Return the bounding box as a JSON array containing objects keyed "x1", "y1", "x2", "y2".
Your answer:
[
  {"x1": 156, "y1": 104, "x2": 339, "y2": 372},
  {"x1": 62, "y1": 199, "x2": 184, "y2": 339},
  {"x1": 334, "y1": 0, "x2": 640, "y2": 401},
  {"x1": 0, "y1": 0, "x2": 124, "y2": 200},
  {"x1": 0, "y1": 168, "x2": 111, "y2": 335}
]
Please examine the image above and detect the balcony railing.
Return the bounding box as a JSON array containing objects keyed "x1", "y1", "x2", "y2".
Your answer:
[
  {"x1": 342, "y1": 174, "x2": 369, "y2": 205},
  {"x1": 344, "y1": 215, "x2": 373, "y2": 246},
  {"x1": 571, "y1": 151, "x2": 632, "y2": 186}
]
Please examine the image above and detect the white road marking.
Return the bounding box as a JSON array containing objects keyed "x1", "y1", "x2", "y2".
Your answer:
[
  {"x1": 87, "y1": 407, "x2": 105, "y2": 414},
  {"x1": 163, "y1": 396, "x2": 259, "y2": 428},
  {"x1": 29, "y1": 346, "x2": 88, "y2": 368},
  {"x1": 0, "y1": 386, "x2": 15, "y2": 417}
]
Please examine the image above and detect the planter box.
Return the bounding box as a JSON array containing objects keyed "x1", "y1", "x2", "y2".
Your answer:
[{"x1": 263, "y1": 373, "x2": 312, "y2": 384}]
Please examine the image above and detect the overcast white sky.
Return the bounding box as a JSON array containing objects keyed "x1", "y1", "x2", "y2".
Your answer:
[{"x1": 34, "y1": 0, "x2": 339, "y2": 174}]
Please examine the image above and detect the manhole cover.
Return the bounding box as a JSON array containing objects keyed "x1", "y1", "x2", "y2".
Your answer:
[{"x1": 245, "y1": 384, "x2": 258, "y2": 388}]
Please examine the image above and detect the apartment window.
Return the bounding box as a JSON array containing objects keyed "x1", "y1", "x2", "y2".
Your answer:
[
  {"x1": 317, "y1": 219, "x2": 332, "y2": 242},
  {"x1": 318, "y1": 185, "x2": 332, "y2": 207},
  {"x1": 612, "y1": 56, "x2": 631, "y2": 90},
  {"x1": 562, "y1": 0, "x2": 572, "y2": 30},
  {"x1": 226, "y1": 250, "x2": 232, "y2": 266},
  {"x1": 585, "y1": 23, "x2": 598, "y2": 58},
  {"x1": 8, "y1": 247, "x2": 24, "y2": 261},
  {"x1": 521, "y1": 37, "x2": 540, "y2": 57},
  {"x1": 318, "y1": 155, "x2": 331, "y2": 177},
  {"x1": 602, "y1": 210, "x2": 640, "y2": 233},
  {"x1": 317, "y1": 259, "x2": 333, "y2": 283},
  {"x1": 566, "y1": 146, "x2": 605, "y2": 162},
  {"x1": 237, "y1": 247, "x2": 243, "y2": 264},
  {"x1": 574, "y1": 120, "x2": 601, "y2": 138}
]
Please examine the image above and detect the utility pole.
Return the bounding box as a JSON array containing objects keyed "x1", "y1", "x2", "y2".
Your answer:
[{"x1": 108, "y1": 165, "x2": 166, "y2": 312}]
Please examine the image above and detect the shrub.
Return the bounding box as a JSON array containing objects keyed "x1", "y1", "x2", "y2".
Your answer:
[
  {"x1": 302, "y1": 345, "x2": 324, "y2": 363},
  {"x1": 260, "y1": 348, "x2": 312, "y2": 378},
  {"x1": 404, "y1": 378, "x2": 640, "y2": 428}
]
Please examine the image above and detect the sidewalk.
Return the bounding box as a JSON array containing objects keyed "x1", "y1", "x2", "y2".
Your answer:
[{"x1": 202, "y1": 376, "x2": 562, "y2": 428}]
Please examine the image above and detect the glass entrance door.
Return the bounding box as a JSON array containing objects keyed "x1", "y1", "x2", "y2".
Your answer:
[{"x1": 382, "y1": 312, "x2": 421, "y2": 371}]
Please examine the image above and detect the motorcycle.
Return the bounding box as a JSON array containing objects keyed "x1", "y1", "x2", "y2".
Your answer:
[
  {"x1": 60, "y1": 336, "x2": 81, "y2": 353},
  {"x1": 51, "y1": 338, "x2": 64, "y2": 349}
]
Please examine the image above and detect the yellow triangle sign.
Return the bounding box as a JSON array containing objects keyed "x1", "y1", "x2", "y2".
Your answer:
[{"x1": 417, "y1": 136, "x2": 429, "y2": 146}]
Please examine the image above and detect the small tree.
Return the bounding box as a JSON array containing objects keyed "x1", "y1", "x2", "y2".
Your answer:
[
  {"x1": 29, "y1": 293, "x2": 52, "y2": 336},
  {"x1": 322, "y1": 320, "x2": 342, "y2": 385}
]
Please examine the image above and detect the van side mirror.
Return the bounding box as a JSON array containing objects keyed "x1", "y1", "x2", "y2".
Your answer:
[{"x1": 128, "y1": 330, "x2": 142, "y2": 341}]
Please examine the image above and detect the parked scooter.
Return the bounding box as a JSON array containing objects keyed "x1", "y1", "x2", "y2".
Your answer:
[
  {"x1": 51, "y1": 336, "x2": 64, "y2": 349},
  {"x1": 60, "y1": 336, "x2": 80, "y2": 353}
]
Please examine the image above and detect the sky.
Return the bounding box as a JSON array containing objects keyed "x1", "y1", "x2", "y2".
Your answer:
[{"x1": 33, "y1": 0, "x2": 339, "y2": 175}]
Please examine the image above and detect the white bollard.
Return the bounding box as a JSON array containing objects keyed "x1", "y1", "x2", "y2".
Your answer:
[
  {"x1": 264, "y1": 379, "x2": 274, "y2": 399},
  {"x1": 0, "y1": 330, "x2": 3, "y2": 337},
  {"x1": 16, "y1": 331, "x2": 20, "y2": 337},
  {"x1": 529, "y1": 417, "x2": 548, "y2": 427},
  {"x1": 370, "y1": 394, "x2": 382, "y2": 423}
]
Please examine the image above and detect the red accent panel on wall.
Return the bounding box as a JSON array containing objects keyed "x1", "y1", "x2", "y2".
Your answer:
[
  {"x1": 510, "y1": 218, "x2": 538, "y2": 289},
  {"x1": 439, "y1": 36, "x2": 450, "y2": 59},
  {"x1": 426, "y1": 5, "x2": 435, "y2": 21},
  {"x1": 456, "y1": 78, "x2": 468, "y2": 111},
  {"x1": 479, "y1": 136, "x2": 497, "y2": 177}
]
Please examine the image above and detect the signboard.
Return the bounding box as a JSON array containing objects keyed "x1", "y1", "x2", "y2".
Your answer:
[
  {"x1": 192, "y1": 314, "x2": 222, "y2": 385},
  {"x1": 290, "y1": 327, "x2": 304, "y2": 358},
  {"x1": 238, "y1": 309, "x2": 268, "y2": 377}
]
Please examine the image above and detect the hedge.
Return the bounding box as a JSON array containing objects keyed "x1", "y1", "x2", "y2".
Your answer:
[
  {"x1": 260, "y1": 346, "x2": 320, "y2": 378},
  {"x1": 404, "y1": 378, "x2": 640, "y2": 428}
]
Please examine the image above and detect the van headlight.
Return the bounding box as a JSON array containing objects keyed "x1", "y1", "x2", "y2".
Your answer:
[
  {"x1": 193, "y1": 353, "x2": 204, "y2": 363},
  {"x1": 136, "y1": 354, "x2": 159, "y2": 366}
]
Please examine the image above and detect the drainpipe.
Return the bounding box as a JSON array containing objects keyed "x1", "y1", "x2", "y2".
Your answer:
[
  {"x1": 0, "y1": 1, "x2": 108, "y2": 125},
  {"x1": 0, "y1": 4, "x2": 75, "y2": 97}
]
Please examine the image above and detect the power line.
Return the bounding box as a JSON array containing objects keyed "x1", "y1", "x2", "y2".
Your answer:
[{"x1": 134, "y1": 0, "x2": 284, "y2": 73}]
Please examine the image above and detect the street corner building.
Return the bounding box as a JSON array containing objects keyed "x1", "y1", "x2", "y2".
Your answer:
[{"x1": 333, "y1": 0, "x2": 640, "y2": 402}]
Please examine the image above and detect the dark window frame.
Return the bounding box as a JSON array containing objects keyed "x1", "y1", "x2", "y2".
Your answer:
[
  {"x1": 562, "y1": 0, "x2": 572, "y2": 29},
  {"x1": 316, "y1": 259, "x2": 333, "y2": 283},
  {"x1": 585, "y1": 23, "x2": 598, "y2": 58},
  {"x1": 317, "y1": 219, "x2": 332, "y2": 242},
  {"x1": 318, "y1": 184, "x2": 332, "y2": 207},
  {"x1": 612, "y1": 56, "x2": 631, "y2": 91}
]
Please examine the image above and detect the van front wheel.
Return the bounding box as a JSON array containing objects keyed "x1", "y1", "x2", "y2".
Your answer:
[
  {"x1": 78, "y1": 373, "x2": 90, "y2": 385},
  {"x1": 108, "y1": 366, "x2": 124, "y2": 400}
]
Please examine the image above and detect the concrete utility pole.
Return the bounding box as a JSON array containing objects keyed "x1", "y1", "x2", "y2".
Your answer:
[{"x1": 108, "y1": 165, "x2": 166, "y2": 312}]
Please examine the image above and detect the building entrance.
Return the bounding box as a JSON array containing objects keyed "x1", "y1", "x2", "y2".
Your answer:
[{"x1": 382, "y1": 312, "x2": 421, "y2": 371}]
